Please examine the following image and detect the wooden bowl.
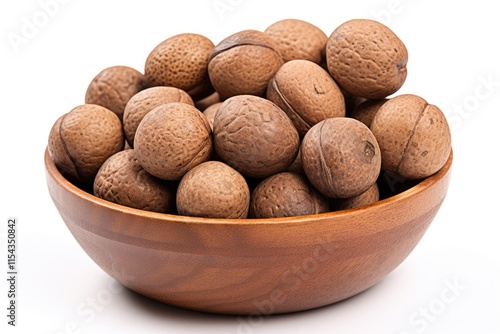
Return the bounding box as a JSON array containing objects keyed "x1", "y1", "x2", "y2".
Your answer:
[{"x1": 44, "y1": 148, "x2": 452, "y2": 315}]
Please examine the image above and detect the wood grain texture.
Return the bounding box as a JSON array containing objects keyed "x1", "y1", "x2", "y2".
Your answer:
[{"x1": 45, "y1": 148, "x2": 452, "y2": 315}]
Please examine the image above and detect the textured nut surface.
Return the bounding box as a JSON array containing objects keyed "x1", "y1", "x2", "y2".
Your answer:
[
  {"x1": 48, "y1": 115, "x2": 79, "y2": 182},
  {"x1": 301, "y1": 117, "x2": 381, "y2": 198},
  {"x1": 264, "y1": 19, "x2": 328, "y2": 64},
  {"x1": 144, "y1": 33, "x2": 215, "y2": 100},
  {"x1": 326, "y1": 19, "x2": 408, "y2": 99},
  {"x1": 250, "y1": 172, "x2": 329, "y2": 218},
  {"x1": 350, "y1": 98, "x2": 388, "y2": 128},
  {"x1": 94, "y1": 150, "x2": 175, "y2": 213},
  {"x1": 134, "y1": 102, "x2": 212, "y2": 181},
  {"x1": 208, "y1": 30, "x2": 284, "y2": 99},
  {"x1": 85, "y1": 66, "x2": 146, "y2": 120},
  {"x1": 370, "y1": 94, "x2": 451, "y2": 179},
  {"x1": 48, "y1": 104, "x2": 124, "y2": 184},
  {"x1": 267, "y1": 59, "x2": 345, "y2": 136},
  {"x1": 123, "y1": 86, "x2": 194, "y2": 146},
  {"x1": 202, "y1": 102, "x2": 222, "y2": 130},
  {"x1": 330, "y1": 182, "x2": 379, "y2": 211},
  {"x1": 213, "y1": 95, "x2": 299, "y2": 178},
  {"x1": 176, "y1": 161, "x2": 250, "y2": 218}
]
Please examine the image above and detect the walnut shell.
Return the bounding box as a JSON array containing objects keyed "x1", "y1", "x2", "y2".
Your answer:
[
  {"x1": 123, "y1": 86, "x2": 194, "y2": 146},
  {"x1": 264, "y1": 19, "x2": 328, "y2": 64},
  {"x1": 202, "y1": 102, "x2": 222, "y2": 131},
  {"x1": 370, "y1": 94, "x2": 452, "y2": 179},
  {"x1": 330, "y1": 182, "x2": 380, "y2": 211},
  {"x1": 85, "y1": 66, "x2": 147, "y2": 120},
  {"x1": 326, "y1": 19, "x2": 408, "y2": 99},
  {"x1": 250, "y1": 172, "x2": 329, "y2": 218},
  {"x1": 213, "y1": 95, "x2": 299, "y2": 179},
  {"x1": 267, "y1": 59, "x2": 345, "y2": 136},
  {"x1": 301, "y1": 117, "x2": 381, "y2": 198},
  {"x1": 94, "y1": 149, "x2": 176, "y2": 213},
  {"x1": 48, "y1": 104, "x2": 124, "y2": 184},
  {"x1": 208, "y1": 30, "x2": 284, "y2": 99},
  {"x1": 134, "y1": 102, "x2": 212, "y2": 181},
  {"x1": 144, "y1": 33, "x2": 215, "y2": 100},
  {"x1": 176, "y1": 161, "x2": 250, "y2": 218},
  {"x1": 350, "y1": 98, "x2": 388, "y2": 128}
]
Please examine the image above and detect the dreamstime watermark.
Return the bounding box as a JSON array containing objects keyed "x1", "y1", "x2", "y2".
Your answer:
[
  {"x1": 398, "y1": 277, "x2": 466, "y2": 334},
  {"x1": 223, "y1": 236, "x2": 336, "y2": 334},
  {"x1": 370, "y1": 0, "x2": 417, "y2": 25},
  {"x1": 212, "y1": 0, "x2": 244, "y2": 21},
  {"x1": 444, "y1": 74, "x2": 499, "y2": 131},
  {"x1": 6, "y1": 0, "x2": 72, "y2": 54}
]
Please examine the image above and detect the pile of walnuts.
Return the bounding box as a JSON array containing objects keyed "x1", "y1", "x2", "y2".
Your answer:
[{"x1": 48, "y1": 18, "x2": 451, "y2": 219}]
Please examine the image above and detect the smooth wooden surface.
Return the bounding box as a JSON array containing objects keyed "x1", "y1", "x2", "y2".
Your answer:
[{"x1": 45, "y1": 148, "x2": 452, "y2": 315}]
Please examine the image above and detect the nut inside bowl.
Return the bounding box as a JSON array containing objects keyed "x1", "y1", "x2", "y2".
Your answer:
[{"x1": 44, "y1": 148, "x2": 452, "y2": 315}]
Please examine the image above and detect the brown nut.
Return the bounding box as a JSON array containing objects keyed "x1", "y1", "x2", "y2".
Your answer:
[
  {"x1": 326, "y1": 19, "x2": 408, "y2": 99},
  {"x1": 134, "y1": 102, "x2": 212, "y2": 181},
  {"x1": 264, "y1": 18, "x2": 328, "y2": 64},
  {"x1": 330, "y1": 182, "x2": 379, "y2": 211},
  {"x1": 144, "y1": 33, "x2": 215, "y2": 100},
  {"x1": 285, "y1": 148, "x2": 304, "y2": 174},
  {"x1": 213, "y1": 95, "x2": 299, "y2": 179},
  {"x1": 208, "y1": 30, "x2": 284, "y2": 100},
  {"x1": 250, "y1": 172, "x2": 329, "y2": 218},
  {"x1": 176, "y1": 161, "x2": 250, "y2": 218},
  {"x1": 123, "y1": 86, "x2": 194, "y2": 146},
  {"x1": 350, "y1": 98, "x2": 388, "y2": 128},
  {"x1": 48, "y1": 104, "x2": 124, "y2": 184},
  {"x1": 267, "y1": 59, "x2": 345, "y2": 136},
  {"x1": 94, "y1": 150, "x2": 176, "y2": 213},
  {"x1": 202, "y1": 102, "x2": 222, "y2": 131},
  {"x1": 195, "y1": 91, "x2": 220, "y2": 111},
  {"x1": 85, "y1": 65, "x2": 147, "y2": 120},
  {"x1": 301, "y1": 117, "x2": 381, "y2": 198},
  {"x1": 48, "y1": 115, "x2": 79, "y2": 182},
  {"x1": 370, "y1": 94, "x2": 452, "y2": 179}
]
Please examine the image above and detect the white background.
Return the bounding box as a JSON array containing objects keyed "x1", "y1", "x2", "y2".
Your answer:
[{"x1": 1, "y1": 0, "x2": 500, "y2": 333}]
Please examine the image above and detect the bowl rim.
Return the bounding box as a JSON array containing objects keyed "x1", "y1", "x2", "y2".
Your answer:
[{"x1": 44, "y1": 147, "x2": 452, "y2": 226}]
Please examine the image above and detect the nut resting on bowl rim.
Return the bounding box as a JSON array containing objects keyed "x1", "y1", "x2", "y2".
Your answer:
[{"x1": 44, "y1": 148, "x2": 453, "y2": 315}]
